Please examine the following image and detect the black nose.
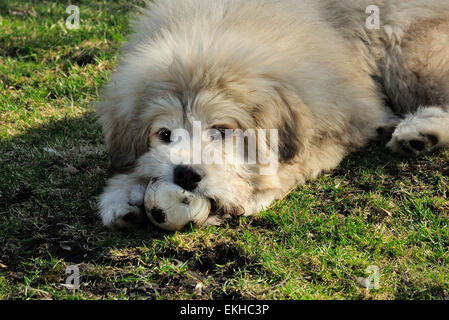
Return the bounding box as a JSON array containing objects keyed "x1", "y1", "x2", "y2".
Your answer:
[{"x1": 173, "y1": 165, "x2": 202, "y2": 191}]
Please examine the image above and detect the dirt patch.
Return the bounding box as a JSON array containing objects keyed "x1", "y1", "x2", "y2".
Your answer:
[
  {"x1": 161, "y1": 241, "x2": 257, "y2": 275},
  {"x1": 154, "y1": 240, "x2": 259, "y2": 299},
  {"x1": 1, "y1": 185, "x2": 34, "y2": 207}
]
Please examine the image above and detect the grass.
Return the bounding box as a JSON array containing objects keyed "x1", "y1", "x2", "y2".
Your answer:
[{"x1": 0, "y1": 0, "x2": 448, "y2": 300}]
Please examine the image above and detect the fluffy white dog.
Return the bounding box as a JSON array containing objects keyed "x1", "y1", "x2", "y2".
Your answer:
[{"x1": 97, "y1": 0, "x2": 449, "y2": 230}]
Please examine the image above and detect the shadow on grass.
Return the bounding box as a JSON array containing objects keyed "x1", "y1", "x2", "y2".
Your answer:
[{"x1": 0, "y1": 112, "x2": 173, "y2": 267}]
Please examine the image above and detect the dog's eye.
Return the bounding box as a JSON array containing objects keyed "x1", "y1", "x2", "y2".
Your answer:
[
  {"x1": 207, "y1": 129, "x2": 225, "y2": 142},
  {"x1": 216, "y1": 127, "x2": 227, "y2": 140},
  {"x1": 157, "y1": 129, "x2": 172, "y2": 143},
  {"x1": 211, "y1": 126, "x2": 231, "y2": 140}
]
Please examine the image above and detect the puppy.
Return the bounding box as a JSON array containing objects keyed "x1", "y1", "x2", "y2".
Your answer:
[{"x1": 97, "y1": 0, "x2": 449, "y2": 230}]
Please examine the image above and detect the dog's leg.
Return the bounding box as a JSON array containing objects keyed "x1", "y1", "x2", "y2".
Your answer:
[
  {"x1": 98, "y1": 173, "x2": 149, "y2": 230},
  {"x1": 387, "y1": 106, "x2": 449, "y2": 155}
]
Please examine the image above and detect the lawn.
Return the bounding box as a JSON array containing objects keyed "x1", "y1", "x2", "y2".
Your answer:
[{"x1": 0, "y1": 0, "x2": 448, "y2": 300}]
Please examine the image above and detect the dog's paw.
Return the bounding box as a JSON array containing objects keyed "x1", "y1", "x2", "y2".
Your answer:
[
  {"x1": 99, "y1": 184, "x2": 148, "y2": 230},
  {"x1": 386, "y1": 107, "x2": 444, "y2": 155},
  {"x1": 387, "y1": 131, "x2": 439, "y2": 155},
  {"x1": 203, "y1": 213, "x2": 231, "y2": 226}
]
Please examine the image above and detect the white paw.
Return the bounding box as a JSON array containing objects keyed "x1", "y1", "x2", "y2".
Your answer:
[
  {"x1": 387, "y1": 131, "x2": 438, "y2": 155},
  {"x1": 99, "y1": 183, "x2": 147, "y2": 230},
  {"x1": 387, "y1": 107, "x2": 443, "y2": 155}
]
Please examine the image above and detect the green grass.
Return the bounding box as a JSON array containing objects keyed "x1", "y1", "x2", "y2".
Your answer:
[{"x1": 1, "y1": 0, "x2": 448, "y2": 300}]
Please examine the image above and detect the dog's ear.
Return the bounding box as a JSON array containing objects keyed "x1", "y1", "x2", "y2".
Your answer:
[
  {"x1": 254, "y1": 85, "x2": 313, "y2": 163},
  {"x1": 277, "y1": 109, "x2": 301, "y2": 162},
  {"x1": 97, "y1": 94, "x2": 149, "y2": 173}
]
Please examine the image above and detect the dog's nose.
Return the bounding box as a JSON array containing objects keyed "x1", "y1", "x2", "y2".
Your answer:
[{"x1": 173, "y1": 165, "x2": 202, "y2": 191}]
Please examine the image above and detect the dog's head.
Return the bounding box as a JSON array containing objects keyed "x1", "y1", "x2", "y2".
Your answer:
[{"x1": 98, "y1": 33, "x2": 313, "y2": 217}]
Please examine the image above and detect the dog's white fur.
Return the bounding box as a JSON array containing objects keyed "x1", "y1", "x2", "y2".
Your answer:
[{"x1": 97, "y1": 0, "x2": 449, "y2": 229}]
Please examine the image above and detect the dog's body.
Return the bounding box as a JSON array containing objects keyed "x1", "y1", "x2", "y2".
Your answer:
[{"x1": 98, "y1": 0, "x2": 449, "y2": 229}]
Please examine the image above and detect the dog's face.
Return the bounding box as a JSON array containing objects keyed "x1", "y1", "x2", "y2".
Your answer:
[
  {"x1": 135, "y1": 88, "x2": 275, "y2": 217},
  {"x1": 98, "y1": 42, "x2": 311, "y2": 217}
]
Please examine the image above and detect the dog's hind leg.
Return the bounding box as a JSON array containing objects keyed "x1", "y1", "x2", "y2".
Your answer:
[
  {"x1": 381, "y1": 10, "x2": 449, "y2": 155},
  {"x1": 387, "y1": 106, "x2": 449, "y2": 155}
]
